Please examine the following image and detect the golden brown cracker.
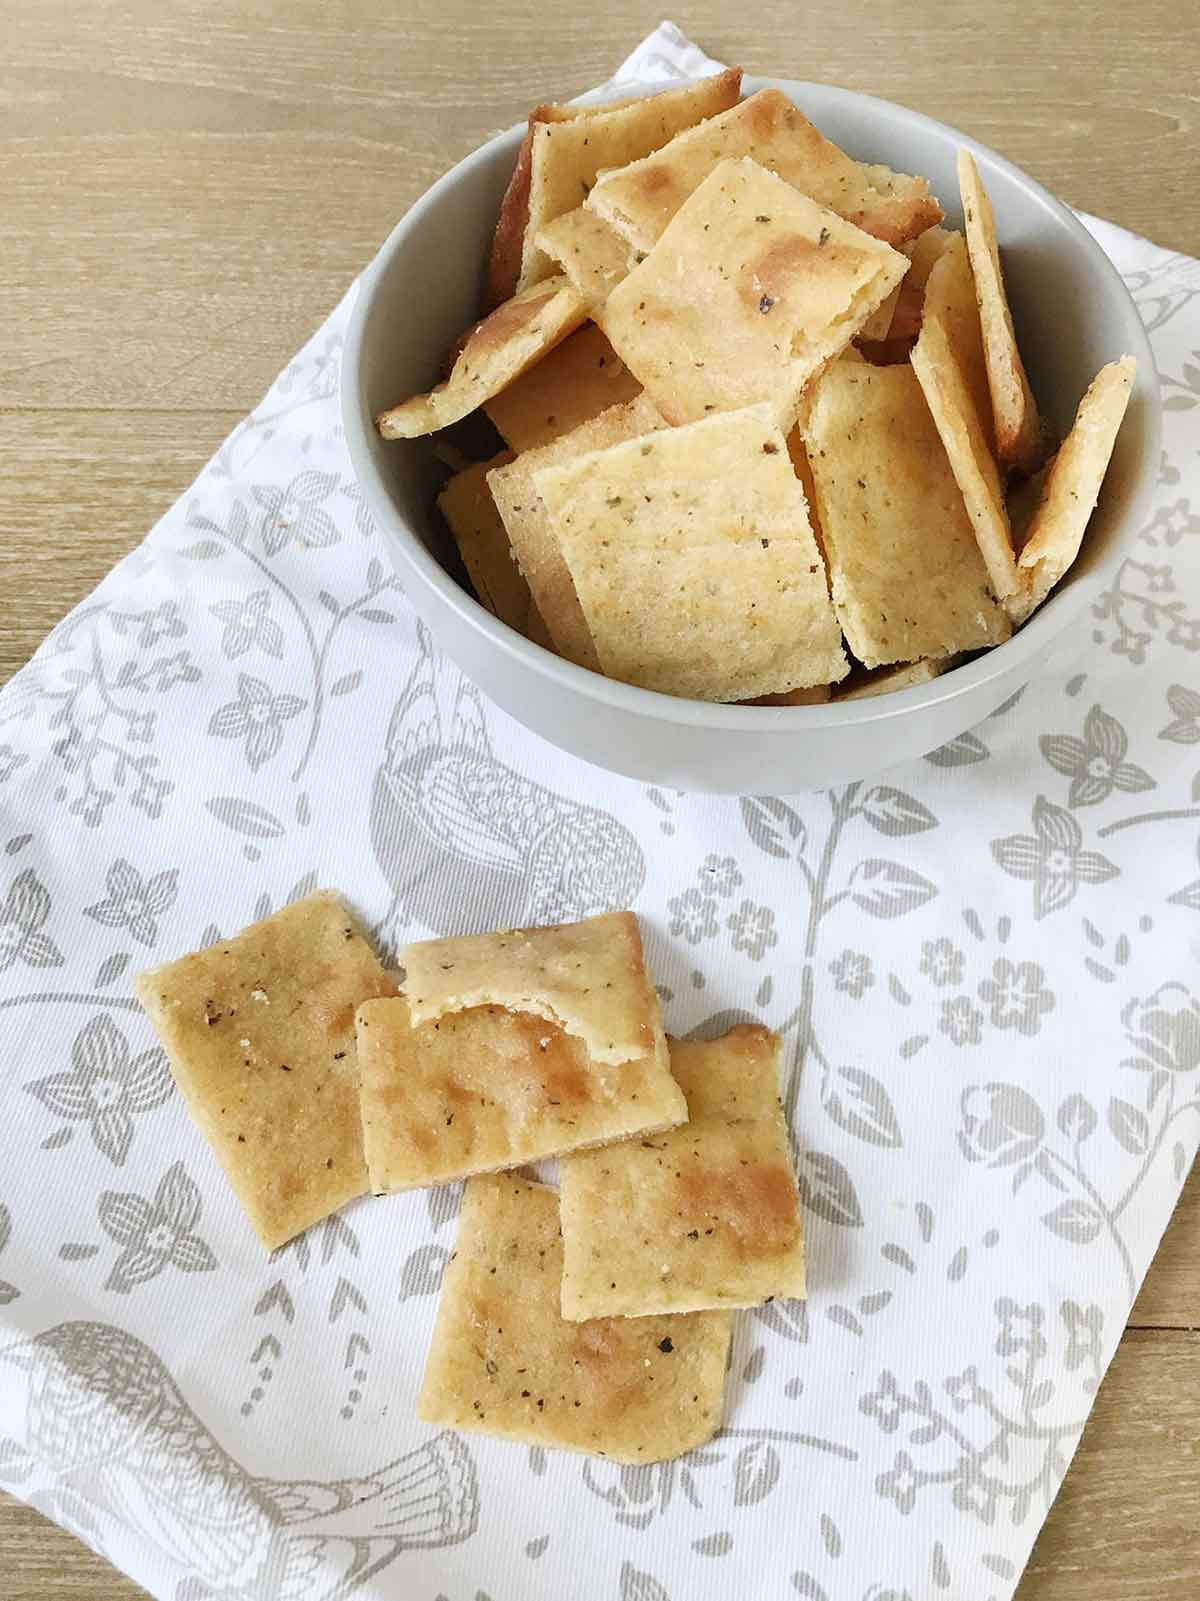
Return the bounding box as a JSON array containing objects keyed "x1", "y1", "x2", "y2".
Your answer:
[
  {"x1": 483, "y1": 323, "x2": 641, "y2": 451},
  {"x1": 437, "y1": 452, "x2": 543, "y2": 635}
]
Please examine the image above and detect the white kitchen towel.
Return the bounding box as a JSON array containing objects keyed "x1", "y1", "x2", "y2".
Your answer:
[{"x1": 1, "y1": 22, "x2": 1198, "y2": 1601}]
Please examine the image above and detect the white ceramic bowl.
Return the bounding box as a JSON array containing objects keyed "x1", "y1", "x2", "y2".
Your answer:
[{"x1": 342, "y1": 76, "x2": 1160, "y2": 794}]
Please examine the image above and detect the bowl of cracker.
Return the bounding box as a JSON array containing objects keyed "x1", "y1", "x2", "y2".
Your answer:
[{"x1": 343, "y1": 71, "x2": 1159, "y2": 794}]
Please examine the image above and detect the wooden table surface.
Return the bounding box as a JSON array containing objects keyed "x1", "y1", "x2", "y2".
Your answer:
[{"x1": 2, "y1": 3, "x2": 1197, "y2": 1596}]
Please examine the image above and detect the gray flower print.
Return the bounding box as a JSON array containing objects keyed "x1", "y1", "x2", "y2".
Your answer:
[
  {"x1": 208, "y1": 674, "x2": 306, "y2": 771},
  {"x1": 0, "y1": 868, "x2": 64, "y2": 974},
  {"x1": 978, "y1": 959, "x2": 1055, "y2": 1036},
  {"x1": 667, "y1": 886, "x2": 719, "y2": 944},
  {"x1": 99, "y1": 1161, "x2": 217, "y2": 1292},
  {"x1": 111, "y1": 601, "x2": 186, "y2": 648},
  {"x1": 1061, "y1": 1300, "x2": 1104, "y2": 1374},
  {"x1": 727, "y1": 899, "x2": 778, "y2": 960},
  {"x1": 83, "y1": 858, "x2": 178, "y2": 948},
  {"x1": 209, "y1": 590, "x2": 284, "y2": 660},
  {"x1": 252, "y1": 470, "x2": 341, "y2": 556},
  {"x1": 876, "y1": 1449, "x2": 922, "y2": 1515},
  {"x1": 920, "y1": 937, "x2": 963, "y2": 987},
  {"x1": 950, "y1": 1457, "x2": 998, "y2": 1523},
  {"x1": 0, "y1": 745, "x2": 29, "y2": 784},
  {"x1": 939, "y1": 995, "x2": 983, "y2": 1047},
  {"x1": 830, "y1": 947, "x2": 874, "y2": 998},
  {"x1": 943, "y1": 1365, "x2": 986, "y2": 1412},
  {"x1": 958, "y1": 1084, "x2": 1045, "y2": 1167},
  {"x1": 1040, "y1": 705, "x2": 1153, "y2": 806},
  {"x1": 1159, "y1": 684, "x2": 1200, "y2": 743},
  {"x1": 859, "y1": 1370, "x2": 903, "y2": 1433},
  {"x1": 1143, "y1": 497, "x2": 1200, "y2": 547},
  {"x1": 0, "y1": 1204, "x2": 18, "y2": 1304},
  {"x1": 26, "y1": 1014, "x2": 172, "y2": 1166},
  {"x1": 991, "y1": 796, "x2": 1119, "y2": 918},
  {"x1": 995, "y1": 1297, "x2": 1047, "y2": 1362},
  {"x1": 1142, "y1": 564, "x2": 1175, "y2": 593},
  {"x1": 698, "y1": 854, "x2": 742, "y2": 898},
  {"x1": 1122, "y1": 981, "x2": 1200, "y2": 1073}
]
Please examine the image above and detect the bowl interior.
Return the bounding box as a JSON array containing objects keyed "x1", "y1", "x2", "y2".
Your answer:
[{"x1": 346, "y1": 76, "x2": 1159, "y2": 721}]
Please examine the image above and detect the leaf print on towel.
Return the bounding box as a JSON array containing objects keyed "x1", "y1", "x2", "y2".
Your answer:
[
  {"x1": 0, "y1": 745, "x2": 29, "y2": 785},
  {"x1": 370, "y1": 622, "x2": 644, "y2": 940},
  {"x1": 208, "y1": 674, "x2": 306, "y2": 772},
  {"x1": 0, "y1": 868, "x2": 64, "y2": 974},
  {"x1": 0, "y1": 1204, "x2": 19, "y2": 1305},
  {"x1": 991, "y1": 796, "x2": 1118, "y2": 918},
  {"x1": 98, "y1": 1163, "x2": 217, "y2": 1292},
  {"x1": 25, "y1": 1013, "x2": 172, "y2": 1166},
  {"x1": 1039, "y1": 705, "x2": 1153, "y2": 806},
  {"x1": 83, "y1": 858, "x2": 178, "y2": 948}
]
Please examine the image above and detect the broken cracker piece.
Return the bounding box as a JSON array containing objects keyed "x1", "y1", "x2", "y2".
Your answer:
[
  {"x1": 437, "y1": 451, "x2": 543, "y2": 636},
  {"x1": 484, "y1": 323, "x2": 641, "y2": 452},
  {"x1": 536, "y1": 205, "x2": 639, "y2": 311}
]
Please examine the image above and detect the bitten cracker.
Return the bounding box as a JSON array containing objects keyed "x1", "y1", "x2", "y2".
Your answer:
[
  {"x1": 559, "y1": 1026, "x2": 806, "y2": 1318},
  {"x1": 958, "y1": 149, "x2": 1042, "y2": 472},
  {"x1": 536, "y1": 206, "x2": 639, "y2": 310},
  {"x1": 437, "y1": 452, "x2": 543, "y2": 635},
  {"x1": 134, "y1": 893, "x2": 394, "y2": 1250},
  {"x1": 417, "y1": 1174, "x2": 732, "y2": 1462},
  {"x1": 1008, "y1": 356, "x2": 1135, "y2": 623},
  {"x1": 484, "y1": 323, "x2": 641, "y2": 451},
  {"x1": 601, "y1": 158, "x2": 909, "y2": 428},
  {"x1": 588, "y1": 89, "x2": 940, "y2": 254},
  {"x1": 534, "y1": 404, "x2": 848, "y2": 701},
  {"x1": 488, "y1": 395, "x2": 667, "y2": 670},
  {"x1": 803, "y1": 361, "x2": 1010, "y2": 665},
  {"x1": 376, "y1": 276, "x2": 586, "y2": 439}
]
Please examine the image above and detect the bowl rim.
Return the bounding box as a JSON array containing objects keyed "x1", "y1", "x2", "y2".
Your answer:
[{"x1": 342, "y1": 75, "x2": 1161, "y2": 732}]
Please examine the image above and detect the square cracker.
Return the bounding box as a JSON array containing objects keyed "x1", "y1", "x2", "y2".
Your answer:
[
  {"x1": 836, "y1": 657, "x2": 958, "y2": 699},
  {"x1": 483, "y1": 323, "x2": 641, "y2": 452},
  {"x1": 437, "y1": 452, "x2": 543, "y2": 636},
  {"x1": 417, "y1": 1174, "x2": 732, "y2": 1462},
  {"x1": 803, "y1": 360, "x2": 1010, "y2": 666},
  {"x1": 958, "y1": 149, "x2": 1042, "y2": 472},
  {"x1": 516, "y1": 69, "x2": 743, "y2": 292},
  {"x1": 533, "y1": 403, "x2": 848, "y2": 701},
  {"x1": 536, "y1": 205, "x2": 639, "y2": 310},
  {"x1": 488, "y1": 395, "x2": 667, "y2": 670},
  {"x1": 134, "y1": 892, "x2": 394, "y2": 1250},
  {"x1": 376, "y1": 276, "x2": 586, "y2": 439},
  {"x1": 911, "y1": 233, "x2": 1019, "y2": 599},
  {"x1": 588, "y1": 89, "x2": 940, "y2": 255},
  {"x1": 601, "y1": 158, "x2": 909, "y2": 428},
  {"x1": 1009, "y1": 356, "x2": 1135, "y2": 624},
  {"x1": 559, "y1": 1025, "x2": 805, "y2": 1318}
]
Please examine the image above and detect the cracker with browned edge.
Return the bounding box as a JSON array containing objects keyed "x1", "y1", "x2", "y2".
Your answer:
[
  {"x1": 836, "y1": 658, "x2": 958, "y2": 699},
  {"x1": 484, "y1": 324, "x2": 641, "y2": 451},
  {"x1": 134, "y1": 893, "x2": 394, "y2": 1250},
  {"x1": 536, "y1": 206, "x2": 639, "y2": 310},
  {"x1": 803, "y1": 361, "x2": 1010, "y2": 665},
  {"x1": 959, "y1": 149, "x2": 1042, "y2": 472},
  {"x1": 516, "y1": 69, "x2": 743, "y2": 291},
  {"x1": 911, "y1": 234, "x2": 1019, "y2": 599},
  {"x1": 418, "y1": 1175, "x2": 732, "y2": 1462},
  {"x1": 602, "y1": 159, "x2": 909, "y2": 428},
  {"x1": 534, "y1": 404, "x2": 848, "y2": 701},
  {"x1": 588, "y1": 89, "x2": 940, "y2": 254},
  {"x1": 1008, "y1": 356, "x2": 1135, "y2": 623},
  {"x1": 438, "y1": 452, "x2": 543, "y2": 637},
  {"x1": 488, "y1": 395, "x2": 666, "y2": 670},
  {"x1": 376, "y1": 276, "x2": 586, "y2": 439},
  {"x1": 559, "y1": 1026, "x2": 805, "y2": 1318}
]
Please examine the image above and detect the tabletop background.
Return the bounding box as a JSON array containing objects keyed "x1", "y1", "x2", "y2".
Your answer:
[{"x1": 1, "y1": 4, "x2": 1197, "y2": 1596}]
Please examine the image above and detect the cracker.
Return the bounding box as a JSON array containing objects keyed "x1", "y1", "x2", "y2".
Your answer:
[
  {"x1": 911, "y1": 234, "x2": 1019, "y2": 599},
  {"x1": 488, "y1": 395, "x2": 666, "y2": 670},
  {"x1": 887, "y1": 224, "x2": 953, "y2": 341},
  {"x1": 601, "y1": 158, "x2": 909, "y2": 428},
  {"x1": 559, "y1": 1026, "x2": 805, "y2": 1317},
  {"x1": 376, "y1": 276, "x2": 586, "y2": 439},
  {"x1": 958, "y1": 149, "x2": 1042, "y2": 472},
  {"x1": 417, "y1": 1175, "x2": 732, "y2": 1462},
  {"x1": 1009, "y1": 356, "x2": 1135, "y2": 623},
  {"x1": 536, "y1": 205, "x2": 639, "y2": 310},
  {"x1": 744, "y1": 685, "x2": 832, "y2": 705},
  {"x1": 857, "y1": 277, "x2": 904, "y2": 343},
  {"x1": 534, "y1": 404, "x2": 848, "y2": 701},
  {"x1": 836, "y1": 657, "x2": 957, "y2": 699},
  {"x1": 803, "y1": 361, "x2": 1010, "y2": 665},
  {"x1": 134, "y1": 893, "x2": 394, "y2": 1250},
  {"x1": 483, "y1": 323, "x2": 641, "y2": 451},
  {"x1": 400, "y1": 910, "x2": 665, "y2": 1069},
  {"x1": 518, "y1": 69, "x2": 743, "y2": 291},
  {"x1": 588, "y1": 89, "x2": 941, "y2": 254},
  {"x1": 437, "y1": 452, "x2": 543, "y2": 636}
]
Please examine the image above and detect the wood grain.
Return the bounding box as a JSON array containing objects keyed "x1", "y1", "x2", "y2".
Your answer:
[{"x1": 1, "y1": 2, "x2": 1197, "y2": 1596}]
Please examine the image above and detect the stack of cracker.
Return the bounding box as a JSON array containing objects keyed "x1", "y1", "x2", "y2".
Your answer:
[
  {"x1": 377, "y1": 78, "x2": 1135, "y2": 701},
  {"x1": 137, "y1": 894, "x2": 806, "y2": 1464}
]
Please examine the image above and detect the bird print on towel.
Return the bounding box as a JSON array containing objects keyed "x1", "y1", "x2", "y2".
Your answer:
[
  {"x1": 0, "y1": 1321, "x2": 478, "y2": 1600},
  {"x1": 370, "y1": 622, "x2": 646, "y2": 945}
]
